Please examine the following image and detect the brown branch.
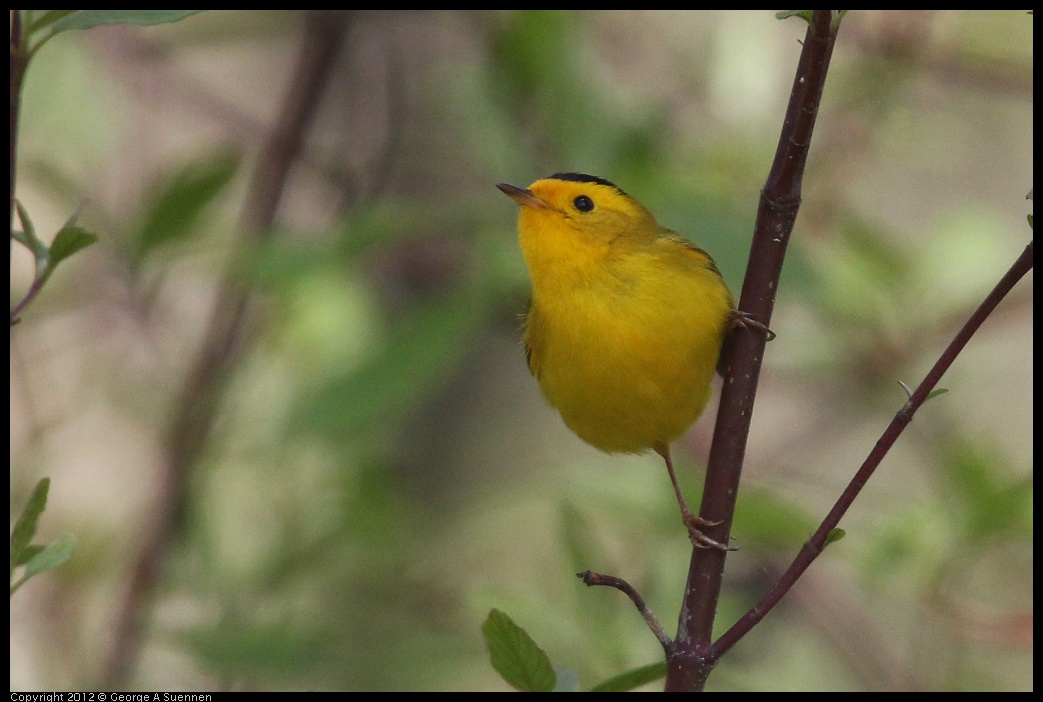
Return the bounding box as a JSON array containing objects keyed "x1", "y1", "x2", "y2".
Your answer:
[
  {"x1": 666, "y1": 10, "x2": 840, "y2": 692},
  {"x1": 101, "y1": 11, "x2": 349, "y2": 688},
  {"x1": 577, "y1": 571, "x2": 673, "y2": 655},
  {"x1": 713, "y1": 239, "x2": 1033, "y2": 659}
]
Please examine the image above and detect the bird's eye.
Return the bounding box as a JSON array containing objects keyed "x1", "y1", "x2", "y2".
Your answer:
[{"x1": 573, "y1": 195, "x2": 594, "y2": 212}]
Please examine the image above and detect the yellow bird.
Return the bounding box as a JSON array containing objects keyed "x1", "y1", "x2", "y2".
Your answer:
[{"x1": 499, "y1": 172, "x2": 750, "y2": 550}]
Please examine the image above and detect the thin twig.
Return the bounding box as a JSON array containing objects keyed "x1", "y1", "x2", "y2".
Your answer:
[
  {"x1": 713, "y1": 240, "x2": 1033, "y2": 658},
  {"x1": 101, "y1": 11, "x2": 348, "y2": 688},
  {"x1": 577, "y1": 571, "x2": 673, "y2": 655}
]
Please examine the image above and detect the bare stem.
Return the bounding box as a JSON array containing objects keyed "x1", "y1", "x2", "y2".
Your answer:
[
  {"x1": 666, "y1": 10, "x2": 840, "y2": 692},
  {"x1": 578, "y1": 571, "x2": 673, "y2": 655},
  {"x1": 713, "y1": 239, "x2": 1033, "y2": 658}
]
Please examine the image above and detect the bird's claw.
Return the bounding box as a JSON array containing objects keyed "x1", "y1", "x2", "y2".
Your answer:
[
  {"x1": 684, "y1": 515, "x2": 738, "y2": 552},
  {"x1": 730, "y1": 309, "x2": 776, "y2": 341}
]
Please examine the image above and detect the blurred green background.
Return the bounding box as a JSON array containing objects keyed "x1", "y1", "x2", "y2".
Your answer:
[{"x1": 10, "y1": 10, "x2": 1032, "y2": 691}]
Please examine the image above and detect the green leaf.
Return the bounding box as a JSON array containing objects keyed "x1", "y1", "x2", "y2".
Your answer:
[
  {"x1": 10, "y1": 478, "x2": 50, "y2": 577},
  {"x1": 26, "y1": 10, "x2": 79, "y2": 36},
  {"x1": 10, "y1": 229, "x2": 29, "y2": 249},
  {"x1": 589, "y1": 661, "x2": 667, "y2": 692},
  {"x1": 47, "y1": 226, "x2": 98, "y2": 268},
  {"x1": 825, "y1": 528, "x2": 846, "y2": 546},
  {"x1": 13, "y1": 545, "x2": 45, "y2": 569},
  {"x1": 775, "y1": 10, "x2": 847, "y2": 32},
  {"x1": 46, "y1": 11, "x2": 203, "y2": 35},
  {"x1": 776, "y1": 10, "x2": 814, "y2": 23},
  {"x1": 13, "y1": 200, "x2": 48, "y2": 266},
  {"x1": 23, "y1": 535, "x2": 76, "y2": 580},
  {"x1": 133, "y1": 151, "x2": 241, "y2": 262},
  {"x1": 482, "y1": 609, "x2": 556, "y2": 692},
  {"x1": 925, "y1": 388, "x2": 949, "y2": 403}
]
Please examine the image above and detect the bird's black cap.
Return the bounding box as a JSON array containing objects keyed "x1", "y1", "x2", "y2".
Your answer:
[{"x1": 548, "y1": 172, "x2": 626, "y2": 195}]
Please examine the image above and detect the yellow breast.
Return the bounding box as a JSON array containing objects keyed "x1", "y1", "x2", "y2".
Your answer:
[{"x1": 524, "y1": 238, "x2": 732, "y2": 454}]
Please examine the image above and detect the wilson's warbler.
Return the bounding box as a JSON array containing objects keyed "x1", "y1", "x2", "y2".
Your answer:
[{"x1": 499, "y1": 172, "x2": 754, "y2": 550}]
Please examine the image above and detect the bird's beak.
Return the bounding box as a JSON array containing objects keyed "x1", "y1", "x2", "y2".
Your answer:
[{"x1": 497, "y1": 183, "x2": 550, "y2": 210}]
